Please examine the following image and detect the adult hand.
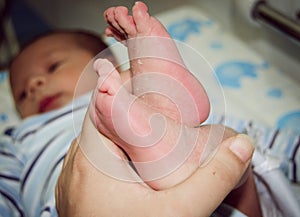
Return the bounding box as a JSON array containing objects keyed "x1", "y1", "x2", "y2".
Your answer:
[{"x1": 55, "y1": 116, "x2": 254, "y2": 217}]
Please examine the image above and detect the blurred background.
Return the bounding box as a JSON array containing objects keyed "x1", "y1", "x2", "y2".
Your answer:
[{"x1": 1, "y1": 0, "x2": 300, "y2": 81}]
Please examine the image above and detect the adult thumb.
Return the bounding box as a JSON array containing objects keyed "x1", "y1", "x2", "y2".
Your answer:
[{"x1": 165, "y1": 134, "x2": 254, "y2": 216}]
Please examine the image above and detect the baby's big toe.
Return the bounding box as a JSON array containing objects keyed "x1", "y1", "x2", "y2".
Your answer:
[
  {"x1": 94, "y1": 59, "x2": 122, "y2": 96},
  {"x1": 132, "y1": 2, "x2": 151, "y2": 33}
]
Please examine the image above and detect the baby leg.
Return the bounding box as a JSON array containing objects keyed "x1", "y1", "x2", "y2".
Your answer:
[
  {"x1": 104, "y1": 2, "x2": 210, "y2": 125},
  {"x1": 91, "y1": 59, "x2": 197, "y2": 161},
  {"x1": 91, "y1": 59, "x2": 228, "y2": 189}
]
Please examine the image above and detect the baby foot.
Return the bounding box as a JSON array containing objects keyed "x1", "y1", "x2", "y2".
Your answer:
[
  {"x1": 91, "y1": 59, "x2": 220, "y2": 187},
  {"x1": 92, "y1": 59, "x2": 172, "y2": 160},
  {"x1": 104, "y1": 2, "x2": 210, "y2": 126},
  {"x1": 104, "y1": 2, "x2": 169, "y2": 40}
]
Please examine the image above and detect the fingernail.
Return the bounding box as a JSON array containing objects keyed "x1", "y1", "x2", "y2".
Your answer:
[{"x1": 229, "y1": 134, "x2": 254, "y2": 163}]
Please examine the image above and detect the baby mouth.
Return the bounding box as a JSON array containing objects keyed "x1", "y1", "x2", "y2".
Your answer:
[{"x1": 39, "y1": 94, "x2": 62, "y2": 113}]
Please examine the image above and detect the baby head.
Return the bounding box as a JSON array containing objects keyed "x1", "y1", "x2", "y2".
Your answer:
[{"x1": 9, "y1": 30, "x2": 111, "y2": 118}]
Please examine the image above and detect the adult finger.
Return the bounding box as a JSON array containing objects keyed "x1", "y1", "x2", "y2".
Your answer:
[{"x1": 151, "y1": 134, "x2": 254, "y2": 217}]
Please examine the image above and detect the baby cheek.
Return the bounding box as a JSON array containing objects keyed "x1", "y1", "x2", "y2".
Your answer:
[
  {"x1": 19, "y1": 102, "x2": 38, "y2": 118},
  {"x1": 73, "y1": 76, "x2": 98, "y2": 96}
]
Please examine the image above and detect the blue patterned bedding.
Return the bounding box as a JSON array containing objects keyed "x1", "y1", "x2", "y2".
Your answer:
[
  {"x1": 157, "y1": 6, "x2": 300, "y2": 134},
  {"x1": 0, "y1": 71, "x2": 20, "y2": 134}
]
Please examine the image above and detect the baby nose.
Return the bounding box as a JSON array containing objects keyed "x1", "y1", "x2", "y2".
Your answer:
[{"x1": 27, "y1": 76, "x2": 46, "y2": 96}]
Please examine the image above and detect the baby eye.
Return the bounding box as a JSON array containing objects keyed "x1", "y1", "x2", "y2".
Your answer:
[{"x1": 48, "y1": 62, "x2": 60, "y2": 73}]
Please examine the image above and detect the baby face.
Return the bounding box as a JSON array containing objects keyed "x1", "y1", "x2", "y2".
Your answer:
[{"x1": 10, "y1": 33, "x2": 98, "y2": 118}]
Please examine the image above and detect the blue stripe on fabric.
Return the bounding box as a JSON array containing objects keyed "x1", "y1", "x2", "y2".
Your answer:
[
  {"x1": 0, "y1": 174, "x2": 20, "y2": 182},
  {"x1": 291, "y1": 136, "x2": 300, "y2": 182},
  {"x1": 0, "y1": 190, "x2": 24, "y2": 217},
  {"x1": 0, "y1": 150, "x2": 17, "y2": 158},
  {"x1": 41, "y1": 154, "x2": 66, "y2": 197},
  {"x1": 40, "y1": 205, "x2": 51, "y2": 215},
  {"x1": 18, "y1": 105, "x2": 86, "y2": 142},
  {"x1": 20, "y1": 131, "x2": 63, "y2": 192},
  {"x1": 268, "y1": 129, "x2": 279, "y2": 149}
]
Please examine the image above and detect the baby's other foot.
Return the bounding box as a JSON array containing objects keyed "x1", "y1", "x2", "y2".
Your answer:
[
  {"x1": 104, "y1": 6, "x2": 135, "y2": 42},
  {"x1": 104, "y1": 2, "x2": 210, "y2": 126},
  {"x1": 91, "y1": 59, "x2": 166, "y2": 159},
  {"x1": 104, "y1": 2, "x2": 169, "y2": 41},
  {"x1": 91, "y1": 59, "x2": 125, "y2": 141},
  {"x1": 94, "y1": 58, "x2": 123, "y2": 96}
]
